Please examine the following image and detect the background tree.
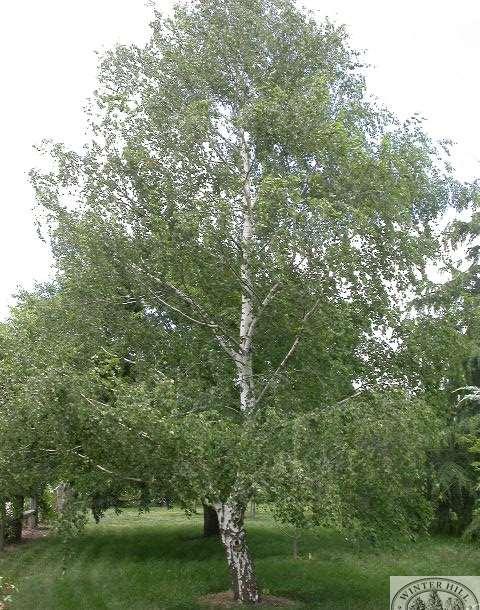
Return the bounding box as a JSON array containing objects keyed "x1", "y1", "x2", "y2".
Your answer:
[
  {"x1": 0, "y1": 317, "x2": 56, "y2": 545},
  {"x1": 393, "y1": 195, "x2": 480, "y2": 537}
]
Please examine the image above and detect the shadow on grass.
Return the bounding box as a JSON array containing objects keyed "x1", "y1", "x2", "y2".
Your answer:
[{"x1": 2, "y1": 510, "x2": 479, "y2": 610}]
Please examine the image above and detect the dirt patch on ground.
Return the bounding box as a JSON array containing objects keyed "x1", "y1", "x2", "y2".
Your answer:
[
  {"x1": 198, "y1": 591, "x2": 297, "y2": 608},
  {"x1": 22, "y1": 527, "x2": 50, "y2": 541},
  {"x1": 4, "y1": 527, "x2": 50, "y2": 551}
]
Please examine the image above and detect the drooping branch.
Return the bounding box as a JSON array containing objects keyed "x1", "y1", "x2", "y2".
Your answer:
[
  {"x1": 41, "y1": 445, "x2": 149, "y2": 484},
  {"x1": 133, "y1": 260, "x2": 241, "y2": 361},
  {"x1": 71, "y1": 449, "x2": 148, "y2": 484},
  {"x1": 147, "y1": 288, "x2": 218, "y2": 328},
  {"x1": 79, "y1": 393, "x2": 158, "y2": 445}
]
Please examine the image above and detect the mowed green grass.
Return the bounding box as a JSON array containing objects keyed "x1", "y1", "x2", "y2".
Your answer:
[{"x1": 1, "y1": 508, "x2": 480, "y2": 610}]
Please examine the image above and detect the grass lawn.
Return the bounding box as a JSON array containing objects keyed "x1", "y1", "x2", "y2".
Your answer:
[{"x1": 1, "y1": 507, "x2": 480, "y2": 609}]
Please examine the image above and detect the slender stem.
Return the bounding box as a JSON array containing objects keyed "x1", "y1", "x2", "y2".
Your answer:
[{"x1": 255, "y1": 298, "x2": 321, "y2": 407}]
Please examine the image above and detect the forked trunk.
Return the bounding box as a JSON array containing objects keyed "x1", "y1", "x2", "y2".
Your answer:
[{"x1": 215, "y1": 501, "x2": 260, "y2": 604}]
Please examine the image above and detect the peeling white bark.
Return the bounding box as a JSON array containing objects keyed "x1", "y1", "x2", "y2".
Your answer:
[
  {"x1": 237, "y1": 130, "x2": 256, "y2": 414},
  {"x1": 214, "y1": 501, "x2": 260, "y2": 603}
]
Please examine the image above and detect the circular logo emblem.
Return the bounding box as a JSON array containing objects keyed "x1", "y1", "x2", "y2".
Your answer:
[{"x1": 391, "y1": 578, "x2": 479, "y2": 610}]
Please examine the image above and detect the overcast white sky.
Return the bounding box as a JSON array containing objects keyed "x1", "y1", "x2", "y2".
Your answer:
[{"x1": 1, "y1": 0, "x2": 479, "y2": 318}]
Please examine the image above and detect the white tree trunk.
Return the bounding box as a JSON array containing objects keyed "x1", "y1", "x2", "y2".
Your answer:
[
  {"x1": 215, "y1": 501, "x2": 260, "y2": 603},
  {"x1": 213, "y1": 131, "x2": 260, "y2": 603},
  {"x1": 237, "y1": 130, "x2": 256, "y2": 415}
]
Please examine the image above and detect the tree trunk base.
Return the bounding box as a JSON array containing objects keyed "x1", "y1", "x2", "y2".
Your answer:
[
  {"x1": 215, "y1": 502, "x2": 260, "y2": 604},
  {"x1": 198, "y1": 591, "x2": 296, "y2": 607}
]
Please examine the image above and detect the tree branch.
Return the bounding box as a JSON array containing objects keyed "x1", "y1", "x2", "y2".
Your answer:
[
  {"x1": 241, "y1": 282, "x2": 282, "y2": 356},
  {"x1": 254, "y1": 298, "x2": 321, "y2": 407},
  {"x1": 71, "y1": 449, "x2": 147, "y2": 483},
  {"x1": 133, "y1": 260, "x2": 240, "y2": 361},
  {"x1": 331, "y1": 389, "x2": 363, "y2": 408},
  {"x1": 147, "y1": 288, "x2": 217, "y2": 328},
  {"x1": 79, "y1": 393, "x2": 158, "y2": 445}
]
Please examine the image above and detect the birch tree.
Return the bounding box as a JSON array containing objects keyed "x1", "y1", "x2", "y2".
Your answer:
[{"x1": 31, "y1": 0, "x2": 469, "y2": 602}]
